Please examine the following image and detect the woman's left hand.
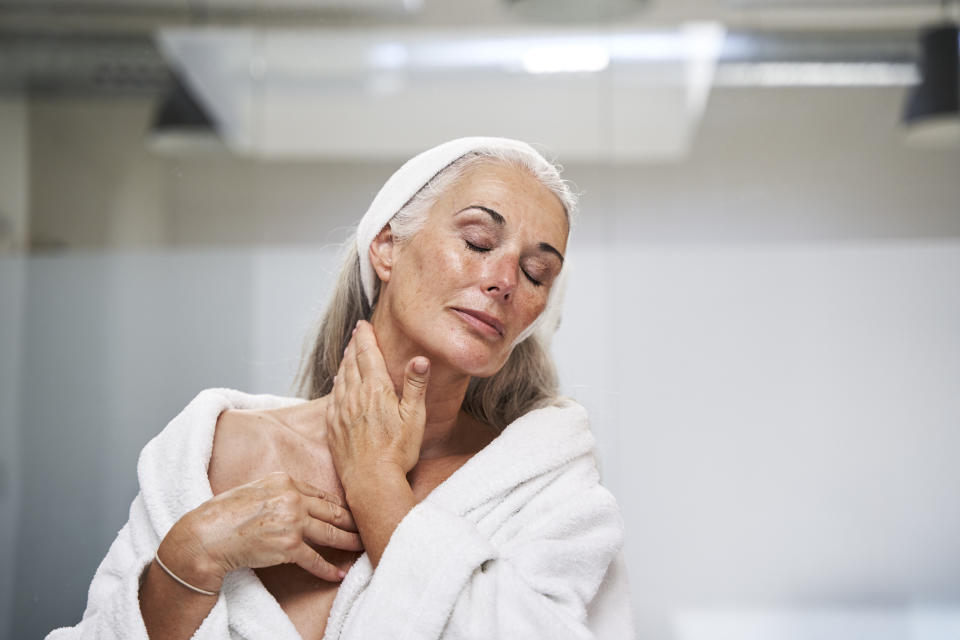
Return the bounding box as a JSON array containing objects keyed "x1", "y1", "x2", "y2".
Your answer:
[{"x1": 326, "y1": 320, "x2": 430, "y2": 491}]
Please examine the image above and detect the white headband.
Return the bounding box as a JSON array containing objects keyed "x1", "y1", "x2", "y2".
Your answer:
[{"x1": 356, "y1": 136, "x2": 569, "y2": 345}]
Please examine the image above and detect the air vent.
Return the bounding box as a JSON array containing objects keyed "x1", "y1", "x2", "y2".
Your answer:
[{"x1": 505, "y1": 0, "x2": 648, "y2": 22}]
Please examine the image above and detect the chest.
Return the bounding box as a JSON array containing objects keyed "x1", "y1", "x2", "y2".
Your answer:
[
  {"x1": 239, "y1": 433, "x2": 349, "y2": 639},
  {"x1": 252, "y1": 437, "x2": 472, "y2": 640}
]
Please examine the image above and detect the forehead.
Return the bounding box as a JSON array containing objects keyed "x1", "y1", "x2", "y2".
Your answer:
[{"x1": 432, "y1": 161, "x2": 570, "y2": 248}]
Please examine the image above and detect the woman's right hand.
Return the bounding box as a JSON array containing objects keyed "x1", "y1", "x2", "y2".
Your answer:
[{"x1": 158, "y1": 470, "x2": 364, "y2": 592}]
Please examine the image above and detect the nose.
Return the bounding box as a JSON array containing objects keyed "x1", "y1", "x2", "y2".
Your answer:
[{"x1": 483, "y1": 253, "x2": 518, "y2": 301}]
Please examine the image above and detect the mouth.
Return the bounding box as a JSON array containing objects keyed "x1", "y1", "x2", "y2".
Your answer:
[{"x1": 451, "y1": 307, "x2": 505, "y2": 338}]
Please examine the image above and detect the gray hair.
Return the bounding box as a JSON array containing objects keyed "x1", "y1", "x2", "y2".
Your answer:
[{"x1": 296, "y1": 149, "x2": 577, "y2": 430}]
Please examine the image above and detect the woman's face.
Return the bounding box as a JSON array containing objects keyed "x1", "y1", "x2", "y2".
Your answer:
[{"x1": 377, "y1": 162, "x2": 569, "y2": 377}]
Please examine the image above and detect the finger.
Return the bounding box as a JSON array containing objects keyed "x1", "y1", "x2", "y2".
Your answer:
[
  {"x1": 399, "y1": 356, "x2": 430, "y2": 424},
  {"x1": 325, "y1": 397, "x2": 338, "y2": 438},
  {"x1": 333, "y1": 362, "x2": 347, "y2": 409},
  {"x1": 304, "y1": 517, "x2": 365, "y2": 552},
  {"x1": 342, "y1": 332, "x2": 363, "y2": 389},
  {"x1": 335, "y1": 339, "x2": 350, "y2": 387},
  {"x1": 288, "y1": 476, "x2": 345, "y2": 509},
  {"x1": 305, "y1": 494, "x2": 356, "y2": 531},
  {"x1": 353, "y1": 321, "x2": 390, "y2": 385},
  {"x1": 291, "y1": 542, "x2": 345, "y2": 582}
]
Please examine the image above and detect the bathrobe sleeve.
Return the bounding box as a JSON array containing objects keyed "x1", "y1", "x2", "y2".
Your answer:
[
  {"x1": 44, "y1": 493, "x2": 230, "y2": 640},
  {"x1": 340, "y1": 468, "x2": 625, "y2": 640},
  {"x1": 45, "y1": 388, "x2": 320, "y2": 640}
]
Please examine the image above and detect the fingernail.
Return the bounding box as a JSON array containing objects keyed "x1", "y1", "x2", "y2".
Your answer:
[
  {"x1": 413, "y1": 358, "x2": 429, "y2": 375},
  {"x1": 338, "y1": 569, "x2": 347, "y2": 580}
]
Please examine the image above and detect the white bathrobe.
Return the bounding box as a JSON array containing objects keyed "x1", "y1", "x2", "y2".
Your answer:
[{"x1": 47, "y1": 388, "x2": 634, "y2": 640}]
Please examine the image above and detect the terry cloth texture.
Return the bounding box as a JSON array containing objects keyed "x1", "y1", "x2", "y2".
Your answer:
[{"x1": 47, "y1": 388, "x2": 634, "y2": 640}]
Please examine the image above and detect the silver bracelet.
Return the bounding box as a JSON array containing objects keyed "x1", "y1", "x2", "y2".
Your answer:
[{"x1": 154, "y1": 550, "x2": 220, "y2": 596}]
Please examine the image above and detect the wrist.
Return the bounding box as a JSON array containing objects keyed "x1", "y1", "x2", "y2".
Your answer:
[
  {"x1": 159, "y1": 516, "x2": 228, "y2": 593},
  {"x1": 341, "y1": 461, "x2": 408, "y2": 500},
  {"x1": 340, "y1": 463, "x2": 416, "y2": 568}
]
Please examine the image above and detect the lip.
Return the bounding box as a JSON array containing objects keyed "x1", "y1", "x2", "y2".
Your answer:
[{"x1": 452, "y1": 307, "x2": 505, "y2": 337}]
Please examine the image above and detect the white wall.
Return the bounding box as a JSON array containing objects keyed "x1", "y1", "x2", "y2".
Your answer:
[
  {"x1": 0, "y1": 259, "x2": 24, "y2": 640},
  {"x1": 28, "y1": 99, "x2": 168, "y2": 249},
  {"x1": 556, "y1": 240, "x2": 960, "y2": 637},
  {"x1": 0, "y1": 92, "x2": 30, "y2": 640},
  {"x1": 6, "y1": 250, "x2": 259, "y2": 637},
  {"x1": 4, "y1": 239, "x2": 958, "y2": 637}
]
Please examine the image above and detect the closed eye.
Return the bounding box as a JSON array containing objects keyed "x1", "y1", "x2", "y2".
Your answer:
[
  {"x1": 465, "y1": 240, "x2": 491, "y2": 253},
  {"x1": 466, "y1": 239, "x2": 546, "y2": 286},
  {"x1": 522, "y1": 269, "x2": 543, "y2": 287}
]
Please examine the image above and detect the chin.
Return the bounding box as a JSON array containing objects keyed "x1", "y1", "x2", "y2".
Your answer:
[{"x1": 436, "y1": 339, "x2": 512, "y2": 379}]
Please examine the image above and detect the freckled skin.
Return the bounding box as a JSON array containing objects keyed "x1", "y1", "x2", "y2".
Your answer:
[{"x1": 372, "y1": 162, "x2": 569, "y2": 378}]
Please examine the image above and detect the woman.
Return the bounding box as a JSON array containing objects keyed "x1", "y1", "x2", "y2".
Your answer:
[{"x1": 48, "y1": 137, "x2": 632, "y2": 639}]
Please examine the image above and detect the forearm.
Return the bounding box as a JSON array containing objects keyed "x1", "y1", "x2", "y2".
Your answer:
[
  {"x1": 139, "y1": 525, "x2": 223, "y2": 640},
  {"x1": 342, "y1": 465, "x2": 415, "y2": 568}
]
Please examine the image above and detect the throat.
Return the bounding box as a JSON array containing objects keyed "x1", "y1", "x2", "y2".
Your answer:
[
  {"x1": 419, "y1": 409, "x2": 499, "y2": 461},
  {"x1": 406, "y1": 452, "x2": 475, "y2": 503}
]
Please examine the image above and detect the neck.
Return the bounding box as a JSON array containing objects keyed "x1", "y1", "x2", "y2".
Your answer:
[{"x1": 369, "y1": 306, "x2": 472, "y2": 460}]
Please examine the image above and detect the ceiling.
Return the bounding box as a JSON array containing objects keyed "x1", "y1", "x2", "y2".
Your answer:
[
  {"x1": 0, "y1": 0, "x2": 949, "y2": 159},
  {"x1": 0, "y1": 0, "x2": 950, "y2": 31},
  {"x1": 0, "y1": 0, "x2": 934, "y2": 98}
]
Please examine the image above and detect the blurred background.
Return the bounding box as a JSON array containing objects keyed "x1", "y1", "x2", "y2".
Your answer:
[{"x1": 1, "y1": 0, "x2": 959, "y2": 638}]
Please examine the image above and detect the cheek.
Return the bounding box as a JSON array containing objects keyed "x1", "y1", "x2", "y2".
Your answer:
[
  {"x1": 422, "y1": 243, "x2": 472, "y2": 287},
  {"x1": 397, "y1": 241, "x2": 467, "y2": 302},
  {"x1": 519, "y1": 288, "x2": 549, "y2": 323}
]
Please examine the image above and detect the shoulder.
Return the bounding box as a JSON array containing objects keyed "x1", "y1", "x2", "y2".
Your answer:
[
  {"x1": 490, "y1": 396, "x2": 596, "y2": 473},
  {"x1": 206, "y1": 394, "x2": 337, "y2": 496},
  {"x1": 429, "y1": 396, "x2": 608, "y2": 515},
  {"x1": 513, "y1": 395, "x2": 591, "y2": 432},
  {"x1": 208, "y1": 408, "x2": 281, "y2": 495},
  {"x1": 504, "y1": 397, "x2": 620, "y2": 525},
  {"x1": 146, "y1": 387, "x2": 306, "y2": 452},
  {"x1": 144, "y1": 387, "x2": 305, "y2": 494},
  {"x1": 134, "y1": 388, "x2": 305, "y2": 528}
]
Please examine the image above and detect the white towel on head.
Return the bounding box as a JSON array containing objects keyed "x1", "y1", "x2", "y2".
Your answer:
[
  {"x1": 355, "y1": 136, "x2": 570, "y2": 346},
  {"x1": 46, "y1": 388, "x2": 634, "y2": 639}
]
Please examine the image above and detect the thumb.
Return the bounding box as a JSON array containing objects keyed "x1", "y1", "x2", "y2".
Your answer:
[{"x1": 398, "y1": 357, "x2": 429, "y2": 423}]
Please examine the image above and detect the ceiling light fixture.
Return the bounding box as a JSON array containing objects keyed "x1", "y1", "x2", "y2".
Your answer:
[
  {"x1": 522, "y1": 45, "x2": 610, "y2": 74},
  {"x1": 902, "y1": 2, "x2": 960, "y2": 148},
  {"x1": 146, "y1": 73, "x2": 223, "y2": 155}
]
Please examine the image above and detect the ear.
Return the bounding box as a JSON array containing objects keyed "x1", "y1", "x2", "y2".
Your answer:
[{"x1": 368, "y1": 223, "x2": 395, "y2": 285}]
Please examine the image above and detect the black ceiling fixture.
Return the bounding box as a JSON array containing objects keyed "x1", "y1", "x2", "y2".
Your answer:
[
  {"x1": 902, "y1": 2, "x2": 960, "y2": 147},
  {"x1": 151, "y1": 72, "x2": 215, "y2": 133},
  {"x1": 146, "y1": 72, "x2": 223, "y2": 155}
]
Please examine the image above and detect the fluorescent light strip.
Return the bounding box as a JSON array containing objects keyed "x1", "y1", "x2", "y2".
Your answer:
[
  {"x1": 363, "y1": 28, "x2": 724, "y2": 73},
  {"x1": 522, "y1": 45, "x2": 611, "y2": 74},
  {"x1": 714, "y1": 62, "x2": 919, "y2": 87}
]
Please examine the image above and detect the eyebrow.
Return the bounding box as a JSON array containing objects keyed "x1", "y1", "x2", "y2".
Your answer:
[
  {"x1": 538, "y1": 242, "x2": 565, "y2": 265},
  {"x1": 458, "y1": 205, "x2": 505, "y2": 225},
  {"x1": 457, "y1": 205, "x2": 565, "y2": 264}
]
